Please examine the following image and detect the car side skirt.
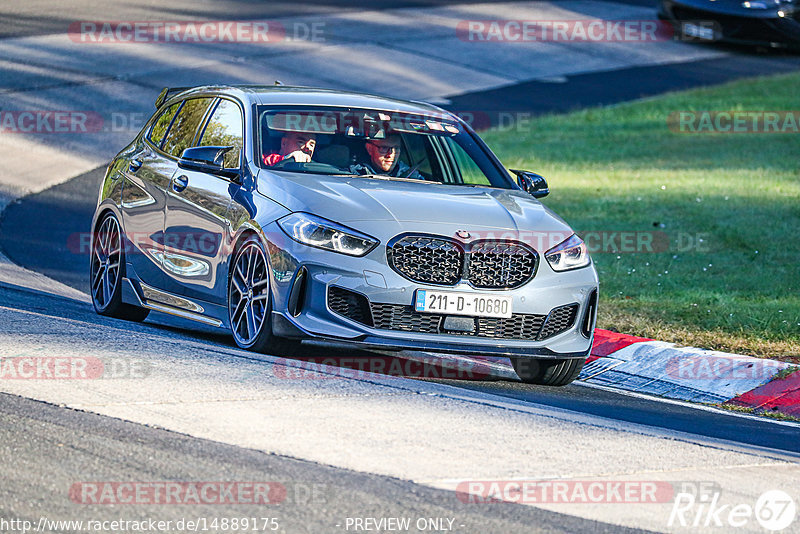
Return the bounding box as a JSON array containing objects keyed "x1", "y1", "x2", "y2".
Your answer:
[{"x1": 121, "y1": 277, "x2": 227, "y2": 328}]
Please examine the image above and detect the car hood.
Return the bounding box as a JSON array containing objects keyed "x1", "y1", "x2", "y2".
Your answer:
[{"x1": 257, "y1": 170, "x2": 575, "y2": 249}]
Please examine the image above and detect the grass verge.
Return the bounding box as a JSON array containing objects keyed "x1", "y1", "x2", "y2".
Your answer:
[
  {"x1": 718, "y1": 403, "x2": 800, "y2": 423},
  {"x1": 482, "y1": 72, "x2": 800, "y2": 361}
]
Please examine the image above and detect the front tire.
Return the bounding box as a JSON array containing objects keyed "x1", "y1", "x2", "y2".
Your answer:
[
  {"x1": 90, "y1": 213, "x2": 150, "y2": 322},
  {"x1": 228, "y1": 235, "x2": 298, "y2": 355},
  {"x1": 511, "y1": 357, "x2": 584, "y2": 386}
]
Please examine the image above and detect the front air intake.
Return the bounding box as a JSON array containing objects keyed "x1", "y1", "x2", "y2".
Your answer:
[
  {"x1": 538, "y1": 303, "x2": 580, "y2": 340},
  {"x1": 581, "y1": 289, "x2": 598, "y2": 338},
  {"x1": 328, "y1": 286, "x2": 373, "y2": 326},
  {"x1": 287, "y1": 267, "x2": 308, "y2": 317}
]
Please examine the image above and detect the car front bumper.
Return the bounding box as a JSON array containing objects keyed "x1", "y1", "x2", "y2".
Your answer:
[{"x1": 263, "y1": 223, "x2": 598, "y2": 360}]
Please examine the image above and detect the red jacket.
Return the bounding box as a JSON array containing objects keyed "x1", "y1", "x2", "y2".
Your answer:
[{"x1": 263, "y1": 153, "x2": 284, "y2": 166}]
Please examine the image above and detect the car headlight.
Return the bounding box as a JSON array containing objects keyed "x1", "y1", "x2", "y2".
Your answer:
[
  {"x1": 278, "y1": 213, "x2": 378, "y2": 257},
  {"x1": 545, "y1": 234, "x2": 590, "y2": 272}
]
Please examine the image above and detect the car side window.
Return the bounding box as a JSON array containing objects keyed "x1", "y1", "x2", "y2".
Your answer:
[
  {"x1": 438, "y1": 136, "x2": 492, "y2": 186},
  {"x1": 199, "y1": 99, "x2": 244, "y2": 169},
  {"x1": 162, "y1": 97, "x2": 214, "y2": 158},
  {"x1": 148, "y1": 102, "x2": 180, "y2": 149}
]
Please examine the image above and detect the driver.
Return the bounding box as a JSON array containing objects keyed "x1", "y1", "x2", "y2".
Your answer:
[
  {"x1": 355, "y1": 135, "x2": 424, "y2": 180},
  {"x1": 263, "y1": 132, "x2": 316, "y2": 166}
]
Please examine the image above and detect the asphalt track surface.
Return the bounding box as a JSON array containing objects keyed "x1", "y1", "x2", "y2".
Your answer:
[
  {"x1": 0, "y1": 261, "x2": 797, "y2": 532},
  {"x1": 1, "y1": 166, "x2": 799, "y2": 457},
  {"x1": 447, "y1": 53, "x2": 800, "y2": 117},
  {"x1": 2, "y1": 2, "x2": 800, "y2": 532},
  {"x1": 3, "y1": 48, "x2": 800, "y2": 295},
  {"x1": 2, "y1": 44, "x2": 800, "y2": 464},
  {"x1": 0, "y1": 0, "x2": 659, "y2": 39},
  {"x1": 2, "y1": 389, "x2": 645, "y2": 534},
  {"x1": 0, "y1": 232, "x2": 798, "y2": 532}
]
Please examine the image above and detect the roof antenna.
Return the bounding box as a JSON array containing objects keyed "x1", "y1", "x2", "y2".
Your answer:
[{"x1": 274, "y1": 80, "x2": 284, "y2": 86}]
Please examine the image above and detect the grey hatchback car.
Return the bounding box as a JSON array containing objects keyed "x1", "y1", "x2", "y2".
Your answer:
[{"x1": 90, "y1": 85, "x2": 598, "y2": 386}]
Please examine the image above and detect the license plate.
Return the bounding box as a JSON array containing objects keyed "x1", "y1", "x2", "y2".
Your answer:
[
  {"x1": 683, "y1": 23, "x2": 715, "y2": 41},
  {"x1": 414, "y1": 290, "x2": 512, "y2": 318}
]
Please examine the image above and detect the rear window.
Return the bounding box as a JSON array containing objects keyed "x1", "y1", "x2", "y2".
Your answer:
[
  {"x1": 148, "y1": 102, "x2": 180, "y2": 148},
  {"x1": 162, "y1": 97, "x2": 214, "y2": 158}
]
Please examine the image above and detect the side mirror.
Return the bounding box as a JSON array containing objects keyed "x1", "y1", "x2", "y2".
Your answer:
[
  {"x1": 179, "y1": 146, "x2": 240, "y2": 181},
  {"x1": 510, "y1": 169, "x2": 549, "y2": 199}
]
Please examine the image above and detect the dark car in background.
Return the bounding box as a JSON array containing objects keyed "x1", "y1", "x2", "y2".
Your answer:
[
  {"x1": 90, "y1": 85, "x2": 598, "y2": 386},
  {"x1": 659, "y1": 0, "x2": 800, "y2": 49}
]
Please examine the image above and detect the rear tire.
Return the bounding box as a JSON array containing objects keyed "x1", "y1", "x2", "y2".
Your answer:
[
  {"x1": 90, "y1": 213, "x2": 150, "y2": 322},
  {"x1": 511, "y1": 357, "x2": 584, "y2": 386}
]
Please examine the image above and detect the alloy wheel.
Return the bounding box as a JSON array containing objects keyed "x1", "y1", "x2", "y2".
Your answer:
[
  {"x1": 90, "y1": 215, "x2": 122, "y2": 310},
  {"x1": 229, "y1": 241, "x2": 270, "y2": 346}
]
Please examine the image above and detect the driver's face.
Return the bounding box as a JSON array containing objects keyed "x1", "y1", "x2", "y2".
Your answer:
[
  {"x1": 281, "y1": 132, "x2": 316, "y2": 156},
  {"x1": 366, "y1": 138, "x2": 401, "y2": 173}
]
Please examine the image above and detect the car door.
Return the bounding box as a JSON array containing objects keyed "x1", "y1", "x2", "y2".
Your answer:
[
  {"x1": 162, "y1": 97, "x2": 243, "y2": 305},
  {"x1": 120, "y1": 100, "x2": 181, "y2": 289}
]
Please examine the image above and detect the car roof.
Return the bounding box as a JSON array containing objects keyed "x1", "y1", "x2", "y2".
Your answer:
[{"x1": 169, "y1": 85, "x2": 451, "y2": 116}]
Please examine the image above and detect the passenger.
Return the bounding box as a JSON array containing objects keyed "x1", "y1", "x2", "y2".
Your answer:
[
  {"x1": 263, "y1": 132, "x2": 316, "y2": 166},
  {"x1": 356, "y1": 135, "x2": 424, "y2": 179}
]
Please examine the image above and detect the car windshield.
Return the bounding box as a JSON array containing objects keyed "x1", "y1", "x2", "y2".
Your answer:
[{"x1": 256, "y1": 106, "x2": 514, "y2": 189}]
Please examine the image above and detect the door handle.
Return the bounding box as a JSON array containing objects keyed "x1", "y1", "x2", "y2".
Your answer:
[
  {"x1": 129, "y1": 158, "x2": 143, "y2": 173},
  {"x1": 172, "y1": 174, "x2": 189, "y2": 192}
]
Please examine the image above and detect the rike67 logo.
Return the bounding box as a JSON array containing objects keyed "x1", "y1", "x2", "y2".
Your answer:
[{"x1": 669, "y1": 484, "x2": 796, "y2": 531}]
